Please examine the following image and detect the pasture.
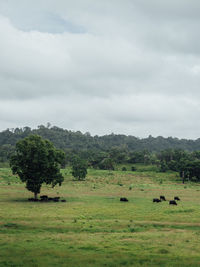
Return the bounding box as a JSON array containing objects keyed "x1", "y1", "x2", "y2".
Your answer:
[{"x1": 0, "y1": 167, "x2": 200, "y2": 266}]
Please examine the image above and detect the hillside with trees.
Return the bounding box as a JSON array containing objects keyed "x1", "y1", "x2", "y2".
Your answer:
[{"x1": 1, "y1": 125, "x2": 200, "y2": 179}]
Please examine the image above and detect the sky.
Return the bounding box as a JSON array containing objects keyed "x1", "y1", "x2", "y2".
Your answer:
[{"x1": 1, "y1": 0, "x2": 200, "y2": 139}]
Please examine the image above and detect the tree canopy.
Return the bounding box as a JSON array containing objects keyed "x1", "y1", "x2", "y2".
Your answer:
[
  {"x1": 10, "y1": 135, "x2": 65, "y2": 199},
  {"x1": 71, "y1": 157, "x2": 87, "y2": 180}
]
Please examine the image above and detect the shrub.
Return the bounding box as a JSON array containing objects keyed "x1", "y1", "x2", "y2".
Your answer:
[{"x1": 131, "y1": 166, "x2": 136, "y2": 171}]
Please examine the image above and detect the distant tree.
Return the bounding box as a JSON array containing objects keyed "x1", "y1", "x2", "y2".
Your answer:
[
  {"x1": 89, "y1": 152, "x2": 109, "y2": 169},
  {"x1": 191, "y1": 151, "x2": 200, "y2": 160},
  {"x1": 98, "y1": 158, "x2": 114, "y2": 170},
  {"x1": 109, "y1": 147, "x2": 128, "y2": 164},
  {"x1": 131, "y1": 166, "x2": 136, "y2": 171},
  {"x1": 159, "y1": 161, "x2": 168, "y2": 172},
  {"x1": 10, "y1": 135, "x2": 65, "y2": 199},
  {"x1": 71, "y1": 157, "x2": 87, "y2": 180},
  {"x1": 168, "y1": 160, "x2": 178, "y2": 171},
  {"x1": 128, "y1": 151, "x2": 148, "y2": 164},
  {"x1": 179, "y1": 159, "x2": 200, "y2": 183}
]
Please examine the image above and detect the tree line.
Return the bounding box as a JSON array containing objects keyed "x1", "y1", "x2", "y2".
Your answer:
[
  {"x1": 1, "y1": 124, "x2": 200, "y2": 164},
  {"x1": 2, "y1": 125, "x2": 200, "y2": 182}
]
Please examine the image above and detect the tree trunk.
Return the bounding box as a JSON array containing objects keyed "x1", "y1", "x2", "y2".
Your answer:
[
  {"x1": 34, "y1": 192, "x2": 38, "y2": 200},
  {"x1": 182, "y1": 171, "x2": 185, "y2": 184}
]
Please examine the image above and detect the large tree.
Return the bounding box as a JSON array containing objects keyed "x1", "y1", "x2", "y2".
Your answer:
[{"x1": 10, "y1": 135, "x2": 65, "y2": 199}]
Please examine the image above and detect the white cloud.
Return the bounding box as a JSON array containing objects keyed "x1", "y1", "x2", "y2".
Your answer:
[{"x1": 0, "y1": 1, "x2": 200, "y2": 138}]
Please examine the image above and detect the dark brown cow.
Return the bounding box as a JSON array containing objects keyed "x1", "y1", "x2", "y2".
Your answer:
[
  {"x1": 153, "y1": 198, "x2": 161, "y2": 203},
  {"x1": 169, "y1": 200, "x2": 177, "y2": 205},
  {"x1": 120, "y1": 197, "x2": 128, "y2": 202},
  {"x1": 160, "y1": 196, "x2": 166, "y2": 201}
]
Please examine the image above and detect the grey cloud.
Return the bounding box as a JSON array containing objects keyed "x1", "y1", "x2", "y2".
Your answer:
[
  {"x1": 1, "y1": 1, "x2": 200, "y2": 138},
  {"x1": 0, "y1": 93, "x2": 200, "y2": 138}
]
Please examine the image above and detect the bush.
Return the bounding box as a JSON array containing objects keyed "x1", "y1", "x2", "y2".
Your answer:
[{"x1": 131, "y1": 166, "x2": 136, "y2": 171}]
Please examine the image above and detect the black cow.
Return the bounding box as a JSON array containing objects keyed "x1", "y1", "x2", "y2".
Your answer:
[
  {"x1": 40, "y1": 198, "x2": 49, "y2": 202},
  {"x1": 174, "y1": 196, "x2": 180, "y2": 201},
  {"x1": 40, "y1": 195, "x2": 48, "y2": 202},
  {"x1": 53, "y1": 197, "x2": 60, "y2": 201},
  {"x1": 28, "y1": 198, "x2": 39, "y2": 202},
  {"x1": 153, "y1": 198, "x2": 161, "y2": 203},
  {"x1": 61, "y1": 199, "x2": 67, "y2": 202},
  {"x1": 28, "y1": 198, "x2": 35, "y2": 201},
  {"x1": 120, "y1": 197, "x2": 128, "y2": 202},
  {"x1": 53, "y1": 197, "x2": 60, "y2": 202},
  {"x1": 160, "y1": 196, "x2": 166, "y2": 201},
  {"x1": 40, "y1": 195, "x2": 48, "y2": 201},
  {"x1": 169, "y1": 200, "x2": 177, "y2": 205},
  {"x1": 40, "y1": 195, "x2": 48, "y2": 198}
]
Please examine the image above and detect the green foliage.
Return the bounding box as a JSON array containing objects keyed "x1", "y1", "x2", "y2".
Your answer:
[
  {"x1": 122, "y1": 167, "x2": 127, "y2": 171},
  {"x1": 109, "y1": 147, "x2": 128, "y2": 164},
  {"x1": 3, "y1": 125, "x2": 200, "y2": 166},
  {"x1": 4, "y1": 125, "x2": 200, "y2": 179},
  {"x1": 131, "y1": 166, "x2": 136, "y2": 171},
  {"x1": 128, "y1": 151, "x2": 149, "y2": 164},
  {"x1": 179, "y1": 159, "x2": 200, "y2": 182},
  {"x1": 159, "y1": 161, "x2": 168, "y2": 172},
  {"x1": 71, "y1": 157, "x2": 87, "y2": 180},
  {"x1": 98, "y1": 158, "x2": 114, "y2": 170},
  {"x1": 10, "y1": 135, "x2": 65, "y2": 198}
]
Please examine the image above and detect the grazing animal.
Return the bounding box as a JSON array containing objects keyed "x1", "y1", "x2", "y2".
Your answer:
[
  {"x1": 61, "y1": 199, "x2": 67, "y2": 202},
  {"x1": 174, "y1": 196, "x2": 180, "y2": 201},
  {"x1": 53, "y1": 197, "x2": 60, "y2": 201},
  {"x1": 28, "y1": 198, "x2": 35, "y2": 201},
  {"x1": 160, "y1": 196, "x2": 166, "y2": 201},
  {"x1": 40, "y1": 198, "x2": 48, "y2": 202},
  {"x1": 169, "y1": 200, "x2": 177, "y2": 205},
  {"x1": 120, "y1": 197, "x2": 128, "y2": 202},
  {"x1": 52, "y1": 197, "x2": 60, "y2": 202},
  {"x1": 40, "y1": 195, "x2": 48, "y2": 201},
  {"x1": 28, "y1": 198, "x2": 38, "y2": 202},
  {"x1": 40, "y1": 195, "x2": 48, "y2": 199},
  {"x1": 153, "y1": 198, "x2": 161, "y2": 203}
]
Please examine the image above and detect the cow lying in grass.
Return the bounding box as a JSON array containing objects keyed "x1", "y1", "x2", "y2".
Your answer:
[
  {"x1": 28, "y1": 196, "x2": 66, "y2": 202},
  {"x1": 153, "y1": 198, "x2": 161, "y2": 203},
  {"x1": 120, "y1": 197, "x2": 128, "y2": 202}
]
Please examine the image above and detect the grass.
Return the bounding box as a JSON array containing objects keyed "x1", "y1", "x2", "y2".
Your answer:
[{"x1": 1, "y1": 166, "x2": 200, "y2": 266}]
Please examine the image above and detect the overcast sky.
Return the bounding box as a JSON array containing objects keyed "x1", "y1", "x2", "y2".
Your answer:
[{"x1": 1, "y1": 0, "x2": 200, "y2": 138}]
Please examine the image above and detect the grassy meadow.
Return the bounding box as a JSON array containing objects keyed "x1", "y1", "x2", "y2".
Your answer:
[{"x1": 1, "y1": 166, "x2": 200, "y2": 266}]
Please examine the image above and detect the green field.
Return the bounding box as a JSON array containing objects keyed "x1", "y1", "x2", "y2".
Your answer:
[{"x1": 1, "y1": 167, "x2": 200, "y2": 266}]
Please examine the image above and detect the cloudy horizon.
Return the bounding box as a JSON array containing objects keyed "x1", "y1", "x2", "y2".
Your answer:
[{"x1": 1, "y1": 0, "x2": 200, "y2": 139}]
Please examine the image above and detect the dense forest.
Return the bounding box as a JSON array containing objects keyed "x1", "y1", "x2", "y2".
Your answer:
[
  {"x1": 1, "y1": 125, "x2": 200, "y2": 153},
  {"x1": 1, "y1": 125, "x2": 200, "y2": 181}
]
